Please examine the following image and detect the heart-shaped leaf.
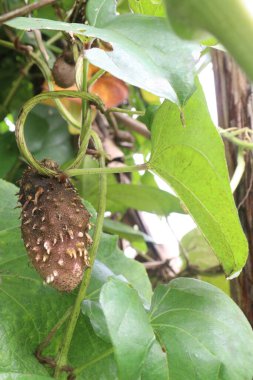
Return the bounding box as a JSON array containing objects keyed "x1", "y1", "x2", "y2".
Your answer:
[
  {"x1": 150, "y1": 277, "x2": 253, "y2": 380},
  {"x1": 149, "y1": 85, "x2": 248, "y2": 277}
]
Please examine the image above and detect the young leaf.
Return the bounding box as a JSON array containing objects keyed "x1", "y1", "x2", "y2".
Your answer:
[
  {"x1": 150, "y1": 278, "x2": 253, "y2": 380},
  {"x1": 100, "y1": 278, "x2": 155, "y2": 380},
  {"x1": 149, "y1": 86, "x2": 248, "y2": 277},
  {"x1": 6, "y1": 16, "x2": 199, "y2": 105}
]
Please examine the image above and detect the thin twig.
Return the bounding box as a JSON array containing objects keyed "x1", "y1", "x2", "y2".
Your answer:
[
  {"x1": 114, "y1": 112, "x2": 151, "y2": 139},
  {"x1": 66, "y1": 163, "x2": 148, "y2": 177},
  {"x1": 36, "y1": 307, "x2": 72, "y2": 358},
  {"x1": 0, "y1": 0, "x2": 57, "y2": 24},
  {"x1": 33, "y1": 30, "x2": 49, "y2": 63}
]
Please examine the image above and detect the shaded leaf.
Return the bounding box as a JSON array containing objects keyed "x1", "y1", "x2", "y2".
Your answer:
[
  {"x1": 82, "y1": 299, "x2": 111, "y2": 343},
  {"x1": 90, "y1": 183, "x2": 183, "y2": 216},
  {"x1": 149, "y1": 85, "x2": 248, "y2": 277},
  {"x1": 150, "y1": 278, "x2": 253, "y2": 380},
  {"x1": 103, "y1": 218, "x2": 149, "y2": 252},
  {"x1": 180, "y1": 228, "x2": 219, "y2": 270},
  {"x1": 25, "y1": 105, "x2": 74, "y2": 165},
  {"x1": 97, "y1": 233, "x2": 152, "y2": 307},
  {"x1": 180, "y1": 228, "x2": 230, "y2": 294},
  {"x1": 0, "y1": 132, "x2": 19, "y2": 179}
]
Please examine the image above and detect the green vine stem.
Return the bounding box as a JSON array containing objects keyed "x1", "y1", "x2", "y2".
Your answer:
[
  {"x1": 105, "y1": 108, "x2": 145, "y2": 116},
  {"x1": 87, "y1": 68, "x2": 105, "y2": 88},
  {"x1": 81, "y1": 57, "x2": 89, "y2": 130},
  {"x1": 15, "y1": 90, "x2": 105, "y2": 176},
  {"x1": 54, "y1": 131, "x2": 107, "y2": 378},
  {"x1": 66, "y1": 162, "x2": 148, "y2": 177},
  {"x1": 68, "y1": 108, "x2": 92, "y2": 170}
]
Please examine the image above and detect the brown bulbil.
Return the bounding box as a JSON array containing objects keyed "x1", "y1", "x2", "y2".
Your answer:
[
  {"x1": 18, "y1": 160, "x2": 92, "y2": 292},
  {"x1": 52, "y1": 52, "x2": 76, "y2": 88}
]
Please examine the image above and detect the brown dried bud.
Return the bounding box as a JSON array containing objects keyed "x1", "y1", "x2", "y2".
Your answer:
[
  {"x1": 52, "y1": 51, "x2": 76, "y2": 88},
  {"x1": 18, "y1": 160, "x2": 92, "y2": 292}
]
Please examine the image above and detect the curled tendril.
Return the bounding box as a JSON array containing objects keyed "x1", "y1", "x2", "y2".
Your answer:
[{"x1": 15, "y1": 90, "x2": 105, "y2": 176}]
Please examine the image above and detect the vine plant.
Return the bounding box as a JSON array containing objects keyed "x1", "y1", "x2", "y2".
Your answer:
[{"x1": 1, "y1": 1, "x2": 253, "y2": 380}]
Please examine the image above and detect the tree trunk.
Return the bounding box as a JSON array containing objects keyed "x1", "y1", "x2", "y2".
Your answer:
[{"x1": 212, "y1": 50, "x2": 253, "y2": 325}]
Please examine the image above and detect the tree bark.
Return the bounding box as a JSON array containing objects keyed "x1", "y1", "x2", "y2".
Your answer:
[{"x1": 212, "y1": 50, "x2": 253, "y2": 325}]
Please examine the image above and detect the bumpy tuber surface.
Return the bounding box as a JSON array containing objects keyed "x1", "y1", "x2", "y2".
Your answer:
[{"x1": 18, "y1": 160, "x2": 92, "y2": 292}]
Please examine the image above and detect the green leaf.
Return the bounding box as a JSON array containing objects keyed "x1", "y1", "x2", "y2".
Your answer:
[
  {"x1": 180, "y1": 228, "x2": 230, "y2": 294},
  {"x1": 89, "y1": 183, "x2": 183, "y2": 216},
  {"x1": 0, "y1": 179, "x2": 153, "y2": 379},
  {"x1": 149, "y1": 85, "x2": 248, "y2": 277},
  {"x1": 0, "y1": 52, "x2": 33, "y2": 120},
  {"x1": 86, "y1": 0, "x2": 116, "y2": 26},
  {"x1": 150, "y1": 277, "x2": 253, "y2": 380},
  {"x1": 103, "y1": 218, "x2": 149, "y2": 252},
  {"x1": 141, "y1": 340, "x2": 169, "y2": 380},
  {"x1": 25, "y1": 105, "x2": 74, "y2": 165},
  {"x1": 100, "y1": 278, "x2": 155, "y2": 380},
  {"x1": 180, "y1": 228, "x2": 219, "y2": 270},
  {"x1": 0, "y1": 132, "x2": 19, "y2": 179},
  {"x1": 0, "y1": 179, "x2": 20, "y2": 230},
  {"x1": 82, "y1": 299, "x2": 111, "y2": 343},
  {"x1": 108, "y1": 183, "x2": 183, "y2": 215},
  {"x1": 164, "y1": 0, "x2": 253, "y2": 83},
  {"x1": 97, "y1": 234, "x2": 152, "y2": 307},
  {"x1": 6, "y1": 16, "x2": 199, "y2": 105},
  {"x1": 128, "y1": 0, "x2": 165, "y2": 16}
]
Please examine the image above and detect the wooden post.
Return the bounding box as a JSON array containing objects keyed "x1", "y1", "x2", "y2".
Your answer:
[{"x1": 212, "y1": 50, "x2": 253, "y2": 324}]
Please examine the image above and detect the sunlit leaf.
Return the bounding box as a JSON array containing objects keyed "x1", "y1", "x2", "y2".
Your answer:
[{"x1": 149, "y1": 85, "x2": 248, "y2": 277}]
